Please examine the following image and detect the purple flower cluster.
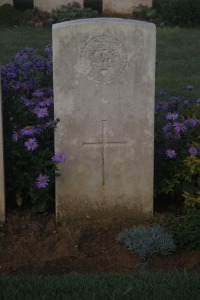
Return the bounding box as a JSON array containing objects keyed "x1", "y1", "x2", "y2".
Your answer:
[
  {"x1": 156, "y1": 85, "x2": 200, "y2": 161},
  {"x1": 2, "y1": 47, "x2": 52, "y2": 92},
  {"x1": 1, "y1": 46, "x2": 67, "y2": 211}
]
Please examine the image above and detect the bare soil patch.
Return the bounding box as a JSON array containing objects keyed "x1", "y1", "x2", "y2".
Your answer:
[{"x1": 0, "y1": 211, "x2": 200, "y2": 275}]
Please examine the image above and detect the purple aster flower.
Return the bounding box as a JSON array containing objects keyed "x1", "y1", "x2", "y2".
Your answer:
[
  {"x1": 27, "y1": 48, "x2": 37, "y2": 55},
  {"x1": 23, "y1": 79, "x2": 34, "y2": 91},
  {"x1": 185, "y1": 119, "x2": 198, "y2": 127},
  {"x1": 15, "y1": 50, "x2": 28, "y2": 61},
  {"x1": 14, "y1": 48, "x2": 36, "y2": 61},
  {"x1": 183, "y1": 99, "x2": 189, "y2": 106},
  {"x1": 32, "y1": 90, "x2": 45, "y2": 98},
  {"x1": 6, "y1": 72, "x2": 17, "y2": 79},
  {"x1": 163, "y1": 123, "x2": 172, "y2": 133},
  {"x1": 23, "y1": 98, "x2": 35, "y2": 107},
  {"x1": 33, "y1": 107, "x2": 48, "y2": 118},
  {"x1": 33, "y1": 125, "x2": 44, "y2": 135},
  {"x1": 186, "y1": 84, "x2": 193, "y2": 91},
  {"x1": 39, "y1": 97, "x2": 53, "y2": 107},
  {"x1": 163, "y1": 123, "x2": 174, "y2": 140},
  {"x1": 10, "y1": 80, "x2": 20, "y2": 90},
  {"x1": 170, "y1": 96, "x2": 179, "y2": 103},
  {"x1": 166, "y1": 113, "x2": 179, "y2": 121},
  {"x1": 189, "y1": 146, "x2": 198, "y2": 156},
  {"x1": 24, "y1": 138, "x2": 38, "y2": 151},
  {"x1": 44, "y1": 44, "x2": 52, "y2": 52},
  {"x1": 33, "y1": 58, "x2": 45, "y2": 70},
  {"x1": 173, "y1": 122, "x2": 187, "y2": 133},
  {"x1": 51, "y1": 152, "x2": 66, "y2": 163},
  {"x1": 36, "y1": 174, "x2": 49, "y2": 189},
  {"x1": 12, "y1": 131, "x2": 20, "y2": 142},
  {"x1": 155, "y1": 102, "x2": 168, "y2": 111},
  {"x1": 20, "y1": 126, "x2": 35, "y2": 136},
  {"x1": 46, "y1": 61, "x2": 53, "y2": 70},
  {"x1": 174, "y1": 133, "x2": 181, "y2": 140},
  {"x1": 166, "y1": 149, "x2": 176, "y2": 159},
  {"x1": 197, "y1": 98, "x2": 200, "y2": 103},
  {"x1": 23, "y1": 61, "x2": 33, "y2": 69},
  {"x1": 38, "y1": 101, "x2": 47, "y2": 108}
]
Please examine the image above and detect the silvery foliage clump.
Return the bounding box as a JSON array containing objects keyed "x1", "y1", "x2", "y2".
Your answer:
[{"x1": 117, "y1": 223, "x2": 176, "y2": 260}]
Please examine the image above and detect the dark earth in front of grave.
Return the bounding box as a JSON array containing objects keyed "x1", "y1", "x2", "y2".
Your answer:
[{"x1": 0, "y1": 211, "x2": 200, "y2": 275}]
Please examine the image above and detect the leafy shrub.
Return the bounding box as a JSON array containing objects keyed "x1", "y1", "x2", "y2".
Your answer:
[
  {"x1": 1, "y1": 46, "x2": 66, "y2": 212},
  {"x1": 155, "y1": 84, "x2": 200, "y2": 208},
  {"x1": 0, "y1": 4, "x2": 23, "y2": 26},
  {"x1": 158, "y1": 0, "x2": 200, "y2": 27},
  {"x1": 132, "y1": 5, "x2": 158, "y2": 23},
  {"x1": 22, "y1": 8, "x2": 50, "y2": 27},
  {"x1": 47, "y1": 2, "x2": 97, "y2": 24},
  {"x1": 117, "y1": 224, "x2": 176, "y2": 260},
  {"x1": 134, "y1": 0, "x2": 200, "y2": 27},
  {"x1": 173, "y1": 209, "x2": 200, "y2": 250}
]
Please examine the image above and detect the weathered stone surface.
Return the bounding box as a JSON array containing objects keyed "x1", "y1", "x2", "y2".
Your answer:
[
  {"x1": 53, "y1": 18, "x2": 156, "y2": 221},
  {"x1": 0, "y1": 0, "x2": 13, "y2": 6},
  {"x1": 34, "y1": 0, "x2": 83, "y2": 13},
  {"x1": 103, "y1": 0, "x2": 152, "y2": 15},
  {"x1": 0, "y1": 71, "x2": 5, "y2": 223}
]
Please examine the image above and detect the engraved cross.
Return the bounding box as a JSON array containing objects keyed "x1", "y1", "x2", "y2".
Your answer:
[{"x1": 83, "y1": 120, "x2": 127, "y2": 186}]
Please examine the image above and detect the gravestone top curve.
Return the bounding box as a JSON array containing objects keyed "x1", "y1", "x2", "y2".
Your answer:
[{"x1": 53, "y1": 17, "x2": 156, "y2": 29}]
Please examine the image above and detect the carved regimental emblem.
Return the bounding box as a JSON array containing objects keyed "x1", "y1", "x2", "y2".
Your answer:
[{"x1": 80, "y1": 35, "x2": 128, "y2": 82}]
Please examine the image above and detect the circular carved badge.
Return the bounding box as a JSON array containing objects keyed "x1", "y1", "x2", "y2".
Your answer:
[{"x1": 80, "y1": 35, "x2": 128, "y2": 82}]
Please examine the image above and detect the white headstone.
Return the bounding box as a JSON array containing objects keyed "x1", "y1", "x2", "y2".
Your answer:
[
  {"x1": 103, "y1": 0, "x2": 152, "y2": 15},
  {"x1": 53, "y1": 18, "x2": 156, "y2": 221},
  {"x1": 0, "y1": 69, "x2": 5, "y2": 223},
  {"x1": 34, "y1": 0, "x2": 83, "y2": 13}
]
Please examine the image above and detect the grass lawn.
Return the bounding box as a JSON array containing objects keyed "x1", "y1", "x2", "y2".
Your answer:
[
  {"x1": 0, "y1": 27, "x2": 51, "y2": 64},
  {"x1": 156, "y1": 27, "x2": 200, "y2": 94},
  {"x1": 1, "y1": 272, "x2": 200, "y2": 300}
]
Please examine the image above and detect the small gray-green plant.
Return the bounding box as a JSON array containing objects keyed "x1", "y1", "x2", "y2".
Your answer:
[{"x1": 117, "y1": 224, "x2": 176, "y2": 260}]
